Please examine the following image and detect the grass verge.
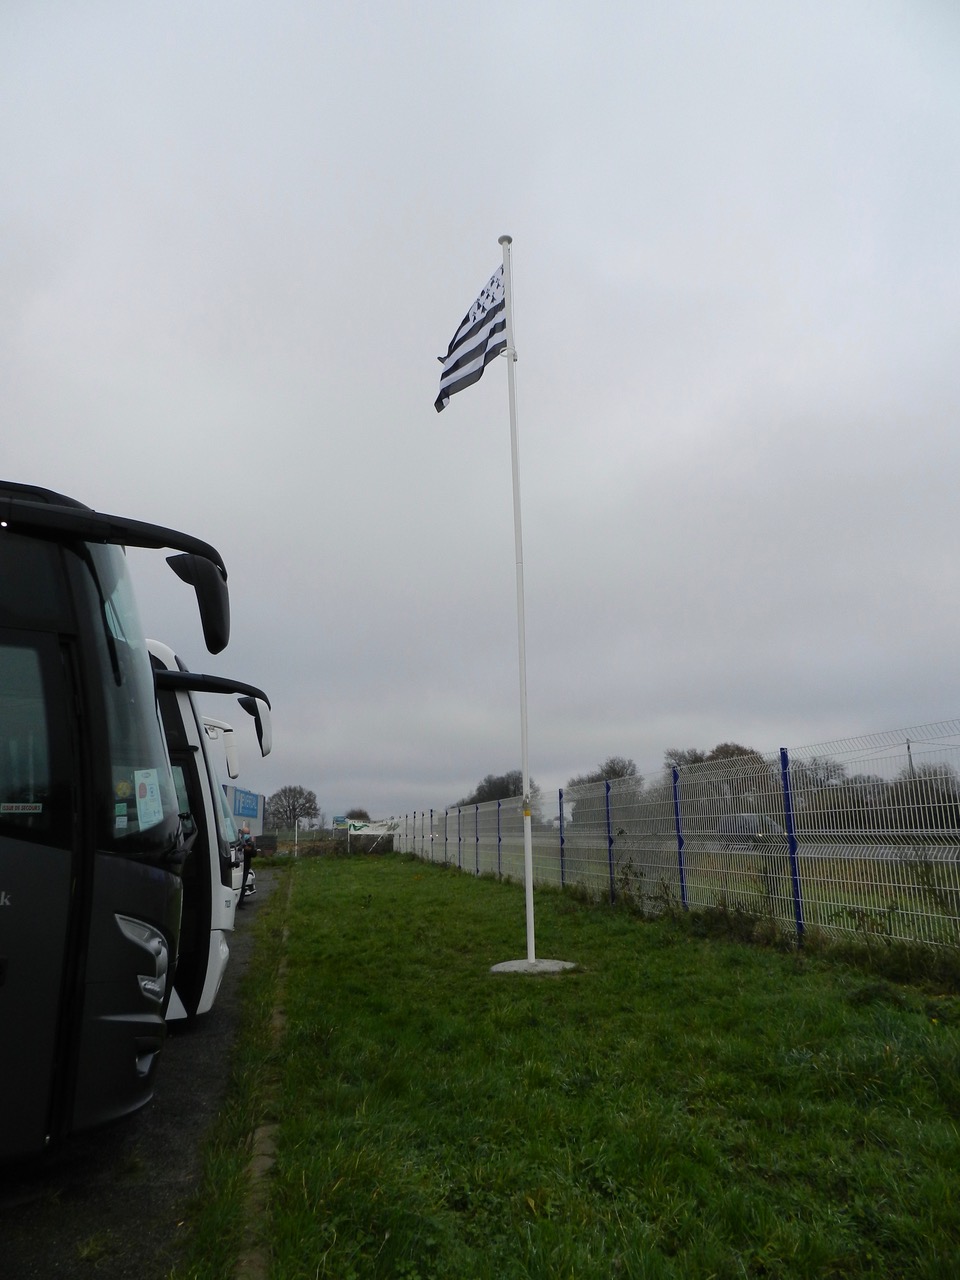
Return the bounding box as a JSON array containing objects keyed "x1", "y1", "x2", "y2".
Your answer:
[
  {"x1": 170, "y1": 861, "x2": 293, "y2": 1280},
  {"x1": 177, "y1": 853, "x2": 960, "y2": 1279}
]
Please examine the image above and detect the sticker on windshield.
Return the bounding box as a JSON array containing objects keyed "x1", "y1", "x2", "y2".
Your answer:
[
  {"x1": 1, "y1": 802, "x2": 43, "y2": 814},
  {"x1": 134, "y1": 769, "x2": 164, "y2": 830}
]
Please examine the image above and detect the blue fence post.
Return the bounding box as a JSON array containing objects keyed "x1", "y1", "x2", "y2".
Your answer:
[
  {"x1": 558, "y1": 788, "x2": 566, "y2": 888},
  {"x1": 671, "y1": 767, "x2": 689, "y2": 910},
  {"x1": 428, "y1": 808, "x2": 433, "y2": 862},
  {"x1": 605, "y1": 780, "x2": 616, "y2": 903},
  {"x1": 475, "y1": 804, "x2": 480, "y2": 875},
  {"x1": 497, "y1": 800, "x2": 502, "y2": 877},
  {"x1": 443, "y1": 809, "x2": 448, "y2": 864},
  {"x1": 779, "y1": 747, "x2": 805, "y2": 943},
  {"x1": 457, "y1": 807, "x2": 462, "y2": 869}
]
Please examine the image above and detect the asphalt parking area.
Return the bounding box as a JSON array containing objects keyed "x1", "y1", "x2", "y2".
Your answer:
[{"x1": 0, "y1": 865, "x2": 279, "y2": 1280}]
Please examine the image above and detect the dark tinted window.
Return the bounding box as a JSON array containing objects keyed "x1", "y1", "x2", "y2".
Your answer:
[
  {"x1": 0, "y1": 533, "x2": 68, "y2": 628},
  {"x1": 0, "y1": 640, "x2": 71, "y2": 848}
]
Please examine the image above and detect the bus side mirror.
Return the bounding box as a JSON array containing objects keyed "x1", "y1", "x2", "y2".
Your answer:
[
  {"x1": 222, "y1": 730, "x2": 241, "y2": 779},
  {"x1": 204, "y1": 721, "x2": 241, "y2": 779},
  {"x1": 238, "y1": 695, "x2": 272, "y2": 757},
  {"x1": 166, "y1": 553, "x2": 230, "y2": 654}
]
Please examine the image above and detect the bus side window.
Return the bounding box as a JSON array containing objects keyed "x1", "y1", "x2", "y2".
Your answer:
[{"x1": 0, "y1": 646, "x2": 52, "y2": 838}]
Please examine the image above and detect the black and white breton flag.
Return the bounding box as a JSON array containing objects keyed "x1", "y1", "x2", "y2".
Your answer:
[{"x1": 434, "y1": 265, "x2": 507, "y2": 412}]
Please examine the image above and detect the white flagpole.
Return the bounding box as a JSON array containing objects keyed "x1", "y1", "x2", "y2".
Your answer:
[
  {"x1": 498, "y1": 233, "x2": 537, "y2": 963},
  {"x1": 486, "y1": 237, "x2": 574, "y2": 977}
]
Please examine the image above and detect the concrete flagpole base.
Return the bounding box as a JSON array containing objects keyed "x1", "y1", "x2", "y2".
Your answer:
[{"x1": 490, "y1": 958, "x2": 578, "y2": 975}]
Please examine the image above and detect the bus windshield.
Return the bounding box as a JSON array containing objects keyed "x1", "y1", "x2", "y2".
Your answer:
[
  {"x1": 85, "y1": 544, "x2": 180, "y2": 852},
  {"x1": 213, "y1": 770, "x2": 239, "y2": 850}
]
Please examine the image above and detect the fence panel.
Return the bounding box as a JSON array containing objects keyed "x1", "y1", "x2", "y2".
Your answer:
[
  {"x1": 392, "y1": 719, "x2": 960, "y2": 948},
  {"x1": 558, "y1": 780, "x2": 612, "y2": 899},
  {"x1": 788, "y1": 732, "x2": 960, "y2": 946},
  {"x1": 673, "y1": 752, "x2": 799, "y2": 927}
]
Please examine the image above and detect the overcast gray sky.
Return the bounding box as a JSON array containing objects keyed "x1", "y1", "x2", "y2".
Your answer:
[{"x1": 4, "y1": 2, "x2": 960, "y2": 819}]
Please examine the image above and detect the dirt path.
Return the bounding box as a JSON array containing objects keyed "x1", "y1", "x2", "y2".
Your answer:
[{"x1": 0, "y1": 866, "x2": 279, "y2": 1280}]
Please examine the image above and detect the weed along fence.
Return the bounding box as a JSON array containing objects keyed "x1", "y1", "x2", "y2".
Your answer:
[{"x1": 395, "y1": 720, "x2": 960, "y2": 949}]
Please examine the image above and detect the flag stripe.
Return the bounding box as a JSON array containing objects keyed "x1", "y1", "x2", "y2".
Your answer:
[
  {"x1": 435, "y1": 265, "x2": 506, "y2": 412},
  {"x1": 440, "y1": 317, "x2": 506, "y2": 384},
  {"x1": 436, "y1": 338, "x2": 506, "y2": 407}
]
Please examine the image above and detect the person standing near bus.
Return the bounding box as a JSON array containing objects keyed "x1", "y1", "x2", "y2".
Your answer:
[{"x1": 239, "y1": 824, "x2": 257, "y2": 902}]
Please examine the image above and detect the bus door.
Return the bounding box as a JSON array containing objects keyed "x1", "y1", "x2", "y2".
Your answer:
[{"x1": 0, "y1": 631, "x2": 79, "y2": 1160}]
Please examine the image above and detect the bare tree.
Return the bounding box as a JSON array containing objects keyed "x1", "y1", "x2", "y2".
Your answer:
[
  {"x1": 566, "y1": 756, "x2": 641, "y2": 789},
  {"x1": 265, "y1": 784, "x2": 319, "y2": 830}
]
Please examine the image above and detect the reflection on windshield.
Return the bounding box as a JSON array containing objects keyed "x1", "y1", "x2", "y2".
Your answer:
[
  {"x1": 103, "y1": 595, "x2": 130, "y2": 646},
  {"x1": 214, "y1": 766, "x2": 239, "y2": 849},
  {"x1": 87, "y1": 545, "x2": 179, "y2": 849}
]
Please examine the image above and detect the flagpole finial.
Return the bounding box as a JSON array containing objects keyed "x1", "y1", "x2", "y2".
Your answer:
[{"x1": 498, "y1": 234, "x2": 512, "y2": 245}]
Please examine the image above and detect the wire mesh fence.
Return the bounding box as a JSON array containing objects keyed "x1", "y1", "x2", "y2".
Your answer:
[{"x1": 396, "y1": 720, "x2": 960, "y2": 949}]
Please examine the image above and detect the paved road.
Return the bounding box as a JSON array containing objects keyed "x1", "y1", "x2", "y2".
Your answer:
[{"x1": 0, "y1": 866, "x2": 279, "y2": 1280}]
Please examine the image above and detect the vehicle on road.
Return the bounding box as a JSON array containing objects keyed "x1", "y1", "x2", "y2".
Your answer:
[{"x1": 717, "y1": 812, "x2": 785, "y2": 848}]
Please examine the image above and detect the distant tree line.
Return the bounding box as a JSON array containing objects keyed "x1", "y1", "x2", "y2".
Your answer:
[
  {"x1": 267, "y1": 741, "x2": 960, "y2": 841},
  {"x1": 456, "y1": 770, "x2": 541, "y2": 807}
]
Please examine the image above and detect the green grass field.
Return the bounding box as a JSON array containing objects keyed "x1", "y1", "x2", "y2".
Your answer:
[{"x1": 173, "y1": 854, "x2": 960, "y2": 1279}]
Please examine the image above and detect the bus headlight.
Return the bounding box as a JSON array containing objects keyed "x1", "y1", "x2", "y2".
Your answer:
[{"x1": 115, "y1": 915, "x2": 170, "y2": 1004}]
